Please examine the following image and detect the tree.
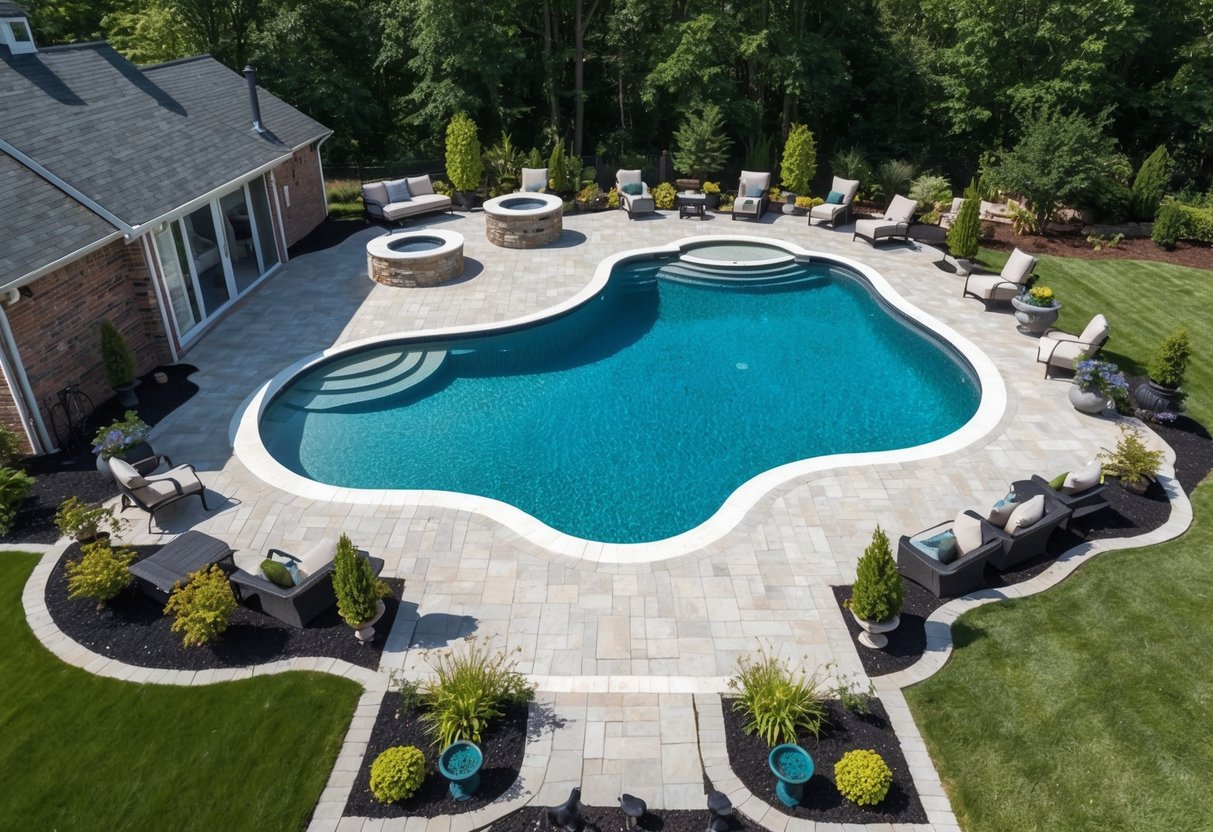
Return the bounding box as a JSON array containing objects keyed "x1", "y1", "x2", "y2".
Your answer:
[
  {"x1": 946, "y1": 184, "x2": 981, "y2": 260},
  {"x1": 444, "y1": 112, "x2": 483, "y2": 193},
  {"x1": 1131, "y1": 145, "x2": 1174, "y2": 221},
  {"x1": 849, "y1": 527, "x2": 902, "y2": 624},
  {"x1": 103, "y1": 1, "x2": 198, "y2": 65},
  {"x1": 672, "y1": 104, "x2": 732, "y2": 182},
  {"x1": 992, "y1": 107, "x2": 1117, "y2": 233},
  {"x1": 780, "y1": 123, "x2": 817, "y2": 194}
]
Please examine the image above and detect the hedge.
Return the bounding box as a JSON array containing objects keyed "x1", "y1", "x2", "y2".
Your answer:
[{"x1": 1152, "y1": 200, "x2": 1213, "y2": 249}]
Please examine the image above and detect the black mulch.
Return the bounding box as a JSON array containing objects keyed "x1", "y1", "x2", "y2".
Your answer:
[
  {"x1": 345, "y1": 693, "x2": 529, "y2": 818},
  {"x1": 485, "y1": 806, "x2": 763, "y2": 832},
  {"x1": 719, "y1": 697, "x2": 926, "y2": 825},
  {"x1": 289, "y1": 216, "x2": 374, "y2": 257},
  {"x1": 2, "y1": 363, "x2": 199, "y2": 545},
  {"x1": 44, "y1": 542, "x2": 404, "y2": 671}
]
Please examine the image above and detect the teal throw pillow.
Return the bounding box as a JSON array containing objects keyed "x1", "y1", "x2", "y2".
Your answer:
[
  {"x1": 621, "y1": 182, "x2": 643, "y2": 196},
  {"x1": 826, "y1": 190, "x2": 845, "y2": 205},
  {"x1": 1047, "y1": 471, "x2": 1069, "y2": 490},
  {"x1": 745, "y1": 184, "x2": 764, "y2": 197},
  {"x1": 260, "y1": 558, "x2": 295, "y2": 588},
  {"x1": 913, "y1": 530, "x2": 958, "y2": 564}
]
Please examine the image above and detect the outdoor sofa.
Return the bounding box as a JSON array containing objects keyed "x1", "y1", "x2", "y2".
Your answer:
[{"x1": 362, "y1": 174, "x2": 452, "y2": 224}]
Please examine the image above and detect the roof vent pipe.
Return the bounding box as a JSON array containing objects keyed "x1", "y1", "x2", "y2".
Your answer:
[{"x1": 243, "y1": 65, "x2": 266, "y2": 134}]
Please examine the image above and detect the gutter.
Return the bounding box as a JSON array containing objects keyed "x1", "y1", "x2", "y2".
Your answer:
[
  {"x1": 0, "y1": 229, "x2": 124, "y2": 294},
  {"x1": 0, "y1": 304, "x2": 53, "y2": 452},
  {"x1": 316, "y1": 134, "x2": 330, "y2": 212}
]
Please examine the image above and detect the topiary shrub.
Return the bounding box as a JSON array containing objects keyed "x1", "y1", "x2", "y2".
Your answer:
[
  {"x1": 0, "y1": 466, "x2": 33, "y2": 536},
  {"x1": 333, "y1": 533, "x2": 387, "y2": 627},
  {"x1": 1149, "y1": 328, "x2": 1191, "y2": 389},
  {"x1": 369, "y1": 745, "x2": 427, "y2": 804},
  {"x1": 65, "y1": 540, "x2": 135, "y2": 609},
  {"x1": 99, "y1": 320, "x2": 136, "y2": 388},
  {"x1": 835, "y1": 749, "x2": 893, "y2": 806},
  {"x1": 1131, "y1": 145, "x2": 1174, "y2": 222},
  {"x1": 651, "y1": 181, "x2": 677, "y2": 210},
  {"x1": 849, "y1": 527, "x2": 902, "y2": 623},
  {"x1": 728, "y1": 645, "x2": 826, "y2": 747},
  {"x1": 163, "y1": 564, "x2": 237, "y2": 647},
  {"x1": 673, "y1": 104, "x2": 733, "y2": 182},
  {"x1": 444, "y1": 112, "x2": 483, "y2": 194},
  {"x1": 1100, "y1": 426, "x2": 1164, "y2": 490},
  {"x1": 946, "y1": 185, "x2": 981, "y2": 260},
  {"x1": 780, "y1": 124, "x2": 817, "y2": 195},
  {"x1": 418, "y1": 639, "x2": 535, "y2": 748}
]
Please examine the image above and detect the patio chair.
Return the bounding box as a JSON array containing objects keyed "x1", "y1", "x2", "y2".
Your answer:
[
  {"x1": 520, "y1": 168, "x2": 548, "y2": 193},
  {"x1": 961, "y1": 248, "x2": 1037, "y2": 304},
  {"x1": 1015, "y1": 462, "x2": 1110, "y2": 527},
  {"x1": 808, "y1": 176, "x2": 860, "y2": 228},
  {"x1": 229, "y1": 538, "x2": 386, "y2": 628},
  {"x1": 108, "y1": 456, "x2": 210, "y2": 533},
  {"x1": 979, "y1": 494, "x2": 1071, "y2": 570},
  {"x1": 1037, "y1": 314, "x2": 1110, "y2": 377},
  {"x1": 852, "y1": 194, "x2": 917, "y2": 245},
  {"x1": 938, "y1": 197, "x2": 965, "y2": 229},
  {"x1": 897, "y1": 509, "x2": 1001, "y2": 598},
  {"x1": 731, "y1": 170, "x2": 771, "y2": 221},
  {"x1": 615, "y1": 169, "x2": 655, "y2": 218}
]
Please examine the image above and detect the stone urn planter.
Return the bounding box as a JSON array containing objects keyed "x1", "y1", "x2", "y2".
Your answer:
[
  {"x1": 113, "y1": 380, "x2": 140, "y2": 407},
  {"x1": 952, "y1": 257, "x2": 974, "y2": 277},
  {"x1": 438, "y1": 740, "x2": 483, "y2": 801},
  {"x1": 768, "y1": 743, "x2": 814, "y2": 807},
  {"x1": 96, "y1": 441, "x2": 156, "y2": 477},
  {"x1": 1011, "y1": 295, "x2": 1061, "y2": 335},
  {"x1": 353, "y1": 599, "x2": 386, "y2": 643},
  {"x1": 851, "y1": 610, "x2": 900, "y2": 649},
  {"x1": 1119, "y1": 477, "x2": 1149, "y2": 495},
  {"x1": 1133, "y1": 380, "x2": 1183, "y2": 414},
  {"x1": 455, "y1": 191, "x2": 477, "y2": 211},
  {"x1": 1068, "y1": 385, "x2": 1108, "y2": 414}
]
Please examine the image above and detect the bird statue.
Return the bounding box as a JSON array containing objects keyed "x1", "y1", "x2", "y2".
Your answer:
[
  {"x1": 547, "y1": 786, "x2": 583, "y2": 832},
  {"x1": 706, "y1": 790, "x2": 733, "y2": 832},
  {"x1": 618, "y1": 793, "x2": 647, "y2": 830}
]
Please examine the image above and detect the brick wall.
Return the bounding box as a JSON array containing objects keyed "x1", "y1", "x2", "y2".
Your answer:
[
  {"x1": 2, "y1": 238, "x2": 172, "y2": 446},
  {"x1": 272, "y1": 143, "x2": 327, "y2": 248},
  {"x1": 0, "y1": 369, "x2": 31, "y2": 454}
]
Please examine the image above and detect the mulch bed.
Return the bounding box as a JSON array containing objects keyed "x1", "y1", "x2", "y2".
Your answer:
[
  {"x1": 983, "y1": 222, "x2": 1211, "y2": 271},
  {"x1": 2, "y1": 363, "x2": 199, "y2": 545},
  {"x1": 289, "y1": 216, "x2": 374, "y2": 257},
  {"x1": 486, "y1": 806, "x2": 763, "y2": 832},
  {"x1": 44, "y1": 542, "x2": 404, "y2": 671},
  {"x1": 719, "y1": 698, "x2": 926, "y2": 825},
  {"x1": 345, "y1": 693, "x2": 529, "y2": 819}
]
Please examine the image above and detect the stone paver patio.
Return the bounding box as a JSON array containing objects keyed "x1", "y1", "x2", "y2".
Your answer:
[{"x1": 32, "y1": 206, "x2": 1153, "y2": 830}]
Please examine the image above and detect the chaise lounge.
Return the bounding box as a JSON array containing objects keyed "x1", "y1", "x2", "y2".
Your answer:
[
  {"x1": 961, "y1": 247, "x2": 1037, "y2": 304},
  {"x1": 852, "y1": 194, "x2": 917, "y2": 245},
  {"x1": 732, "y1": 170, "x2": 771, "y2": 221},
  {"x1": 109, "y1": 456, "x2": 210, "y2": 533},
  {"x1": 362, "y1": 174, "x2": 453, "y2": 224},
  {"x1": 616, "y1": 169, "x2": 655, "y2": 218},
  {"x1": 808, "y1": 176, "x2": 860, "y2": 228}
]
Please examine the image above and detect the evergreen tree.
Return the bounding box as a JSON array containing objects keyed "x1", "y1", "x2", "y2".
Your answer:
[
  {"x1": 849, "y1": 527, "x2": 903, "y2": 623},
  {"x1": 946, "y1": 184, "x2": 982, "y2": 260},
  {"x1": 672, "y1": 104, "x2": 733, "y2": 182},
  {"x1": 780, "y1": 124, "x2": 817, "y2": 194},
  {"x1": 1130, "y1": 145, "x2": 1174, "y2": 221}
]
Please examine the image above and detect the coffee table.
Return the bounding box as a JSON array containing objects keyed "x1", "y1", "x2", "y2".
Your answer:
[
  {"x1": 129, "y1": 530, "x2": 233, "y2": 601},
  {"x1": 678, "y1": 192, "x2": 706, "y2": 220}
]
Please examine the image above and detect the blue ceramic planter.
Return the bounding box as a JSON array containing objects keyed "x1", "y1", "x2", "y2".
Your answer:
[
  {"x1": 438, "y1": 740, "x2": 483, "y2": 801},
  {"x1": 768, "y1": 743, "x2": 814, "y2": 807}
]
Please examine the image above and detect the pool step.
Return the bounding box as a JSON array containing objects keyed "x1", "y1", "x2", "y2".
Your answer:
[
  {"x1": 658, "y1": 259, "x2": 817, "y2": 286},
  {"x1": 271, "y1": 349, "x2": 446, "y2": 413},
  {"x1": 292, "y1": 350, "x2": 426, "y2": 393}
]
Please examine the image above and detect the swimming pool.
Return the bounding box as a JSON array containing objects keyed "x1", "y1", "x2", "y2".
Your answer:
[{"x1": 258, "y1": 243, "x2": 982, "y2": 544}]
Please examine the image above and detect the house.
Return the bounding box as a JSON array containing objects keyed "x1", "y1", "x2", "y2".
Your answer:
[{"x1": 0, "y1": 1, "x2": 331, "y2": 454}]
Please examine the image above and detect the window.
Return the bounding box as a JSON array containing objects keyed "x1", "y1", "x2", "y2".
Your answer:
[{"x1": 2, "y1": 18, "x2": 37, "y2": 54}]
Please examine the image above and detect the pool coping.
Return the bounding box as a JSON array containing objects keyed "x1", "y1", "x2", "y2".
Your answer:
[
  {"x1": 230, "y1": 235, "x2": 1008, "y2": 564},
  {"x1": 483, "y1": 192, "x2": 565, "y2": 217},
  {"x1": 366, "y1": 228, "x2": 464, "y2": 259}
]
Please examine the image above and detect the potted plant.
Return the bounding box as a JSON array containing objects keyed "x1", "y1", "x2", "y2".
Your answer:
[
  {"x1": 55, "y1": 496, "x2": 125, "y2": 543},
  {"x1": 1010, "y1": 285, "x2": 1061, "y2": 335},
  {"x1": 1133, "y1": 328, "x2": 1190, "y2": 414},
  {"x1": 1070, "y1": 357, "x2": 1129, "y2": 414},
  {"x1": 945, "y1": 184, "x2": 981, "y2": 275},
  {"x1": 1100, "y1": 426, "x2": 1164, "y2": 494},
  {"x1": 780, "y1": 123, "x2": 817, "y2": 216},
  {"x1": 332, "y1": 533, "x2": 392, "y2": 642},
  {"x1": 92, "y1": 411, "x2": 153, "y2": 476},
  {"x1": 847, "y1": 526, "x2": 903, "y2": 648},
  {"x1": 445, "y1": 112, "x2": 483, "y2": 210},
  {"x1": 701, "y1": 181, "x2": 721, "y2": 210},
  {"x1": 99, "y1": 320, "x2": 139, "y2": 406}
]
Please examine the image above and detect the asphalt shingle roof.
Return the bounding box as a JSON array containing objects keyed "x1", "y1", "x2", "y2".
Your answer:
[
  {"x1": 0, "y1": 152, "x2": 118, "y2": 287},
  {"x1": 0, "y1": 3, "x2": 28, "y2": 17},
  {"x1": 0, "y1": 43, "x2": 329, "y2": 227}
]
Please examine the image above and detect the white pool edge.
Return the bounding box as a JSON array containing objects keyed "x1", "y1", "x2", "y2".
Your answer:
[{"x1": 231, "y1": 235, "x2": 1007, "y2": 564}]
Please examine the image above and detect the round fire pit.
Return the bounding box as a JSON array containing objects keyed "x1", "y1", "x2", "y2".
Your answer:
[
  {"x1": 366, "y1": 229, "x2": 464, "y2": 287},
  {"x1": 483, "y1": 192, "x2": 564, "y2": 249}
]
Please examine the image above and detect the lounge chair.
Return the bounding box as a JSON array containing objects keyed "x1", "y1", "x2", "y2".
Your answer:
[
  {"x1": 938, "y1": 197, "x2": 964, "y2": 229},
  {"x1": 852, "y1": 194, "x2": 916, "y2": 245},
  {"x1": 1014, "y1": 462, "x2": 1109, "y2": 528},
  {"x1": 961, "y1": 248, "x2": 1037, "y2": 303},
  {"x1": 1037, "y1": 314, "x2": 1110, "y2": 377},
  {"x1": 108, "y1": 456, "x2": 210, "y2": 533},
  {"x1": 978, "y1": 494, "x2": 1071, "y2": 570},
  {"x1": 362, "y1": 175, "x2": 453, "y2": 224},
  {"x1": 520, "y1": 167, "x2": 548, "y2": 193},
  {"x1": 731, "y1": 170, "x2": 771, "y2": 221},
  {"x1": 229, "y1": 538, "x2": 386, "y2": 628},
  {"x1": 897, "y1": 509, "x2": 1001, "y2": 598},
  {"x1": 615, "y1": 169, "x2": 655, "y2": 218},
  {"x1": 808, "y1": 176, "x2": 860, "y2": 228}
]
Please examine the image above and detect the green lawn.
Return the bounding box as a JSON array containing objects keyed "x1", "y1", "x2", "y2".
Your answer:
[
  {"x1": 0, "y1": 552, "x2": 362, "y2": 831},
  {"x1": 977, "y1": 247, "x2": 1213, "y2": 426},
  {"x1": 906, "y1": 481, "x2": 1213, "y2": 831}
]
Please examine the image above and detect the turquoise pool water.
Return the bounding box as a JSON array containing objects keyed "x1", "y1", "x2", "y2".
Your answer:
[{"x1": 261, "y1": 256, "x2": 980, "y2": 543}]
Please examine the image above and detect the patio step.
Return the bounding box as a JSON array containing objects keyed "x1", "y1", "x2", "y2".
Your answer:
[{"x1": 273, "y1": 349, "x2": 446, "y2": 413}]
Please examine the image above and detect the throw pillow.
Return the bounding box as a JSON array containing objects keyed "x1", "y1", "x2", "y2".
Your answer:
[
  {"x1": 621, "y1": 182, "x2": 643, "y2": 196},
  {"x1": 1047, "y1": 471, "x2": 1069, "y2": 490},
  {"x1": 362, "y1": 181, "x2": 389, "y2": 207},
  {"x1": 525, "y1": 181, "x2": 545, "y2": 192},
  {"x1": 260, "y1": 558, "x2": 295, "y2": 588},
  {"x1": 744, "y1": 184, "x2": 763, "y2": 198},
  {"x1": 405, "y1": 175, "x2": 434, "y2": 196},
  {"x1": 987, "y1": 493, "x2": 1020, "y2": 529},
  {"x1": 826, "y1": 190, "x2": 845, "y2": 205},
  {"x1": 1005, "y1": 494, "x2": 1045, "y2": 534},
  {"x1": 385, "y1": 179, "x2": 412, "y2": 203},
  {"x1": 1062, "y1": 460, "x2": 1101, "y2": 494},
  {"x1": 953, "y1": 510, "x2": 983, "y2": 556},
  {"x1": 914, "y1": 530, "x2": 959, "y2": 564}
]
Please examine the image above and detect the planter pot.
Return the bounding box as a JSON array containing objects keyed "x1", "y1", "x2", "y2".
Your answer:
[
  {"x1": 1068, "y1": 385, "x2": 1109, "y2": 414},
  {"x1": 1120, "y1": 478, "x2": 1149, "y2": 495},
  {"x1": 1133, "y1": 380, "x2": 1183, "y2": 414},
  {"x1": 780, "y1": 192, "x2": 797, "y2": 214},
  {"x1": 1010, "y1": 296, "x2": 1061, "y2": 335},
  {"x1": 768, "y1": 743, "x2": 814, "y2": 807},
  {"x1": 96, "y1": 440, "x2": 155, "y2": 477},
  {"x1": 75, "y1": 530, "x2": 111, "y2": 545},
  {"x1": 438, "y1": 740, "x2": 483, "y2": 801},
  {"x1": 704, "y1": 193, "x2": 721, "y2": 210},
  {"x1": 353, "y1": 599, "x2": 386, "y2": 643},
  {"x1": 113, "y1": 380, "x2": 139, "y2": 407},
  {"x1": 455, "y1": 191, "x2": 477, "y2": 211},
  {"x1": 952, "y1": 257, "x2": 974, "y2": 277},
  {"x1": 851, "y1": 610, "x2": 900, "y2": 649}
]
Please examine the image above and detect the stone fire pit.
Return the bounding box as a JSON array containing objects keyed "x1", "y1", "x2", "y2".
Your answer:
[
  {"x1": 483, "y1": 193, "x2": 564, "y2": 249},
  {"x1": 366, "y1": 229, "x2": 464, "y2": 287}
]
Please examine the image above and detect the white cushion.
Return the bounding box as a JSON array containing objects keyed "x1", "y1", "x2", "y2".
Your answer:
[
  {"x1": 831, "y1": 176, "x2": 860, "y2": 205},
  {"x1": 1000, "y1": 248, "x2": 1036, "y2": 284},
  {"x1": 1038, "y1": 336, "x2": 1086, "y2": 368},
  {"x1": 739, "y1": 170, "x2": 770, "y2": 197},
  {"x1": 810, "y1": 202, "x2": 846, "y2": 221},
  {"x1": 520, "y1": 168, "x2": 547, "y2": 192},
  {"x1": 616, "y1": 169, "x2": 642, "y2": 187},
  {"x1": 362, "y1": 181, "x2": 389, "y2": 206},
  {"x1": 1005, "y1": 495, "x2": 1045, "y2": 534},
  {"x1": 298, "y1": 538, "x2": 337, "y2": 579},
  {"x1": 883, "y1": 194, "x2": 917, "y2": 223},
  {"x1": 987, "y1": 494, "x2": 1020, "y2": 528},
  {"x1": 1062, "y1": 460, "x2": 1102, "y2": 494},
  {"x1": 855, "y1": 218, "x2": 906, "y2": 239},
  {"x1": 1078, "y1": 314, "x2": 1109, "y2": 347},
  {"x1": 952, "y1": 510, "x2": 984, "y2": 556},
  {"x1": 108, "y1": 456, "x2": 148, "y2": 488},
  {"x1": 966, "y1": 274, "x2": 1019, "y2": 301}
]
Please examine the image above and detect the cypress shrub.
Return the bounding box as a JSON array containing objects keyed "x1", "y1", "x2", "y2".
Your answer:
[
  {"x1": 780, "y1": 124, "x2": 817, "y2": 194},
  {"x1": 1148, "y1": 329, "x2": 1191, "y2": 389},
  {"x1": 672, "y1": 104, "x2": 733, "y2": 183},
  {"x1": 444, "y1": 112, "x2": 483, "y2": 193},
  {"x1": 99, "y1": 320, "x2": 135, "y2": 388},
  {"x1": 946, "y1": 185, "x2": 981, "y2": 259},
  {"x1": 849, "y1": 527, "x2": 903, "y2": 623},
  {"x1": 333, "y1": 533, "x2": 379, "y2": 626},
  {"x1": 1131, "y1": 145, "x2": 1173, "y2": 221}
]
